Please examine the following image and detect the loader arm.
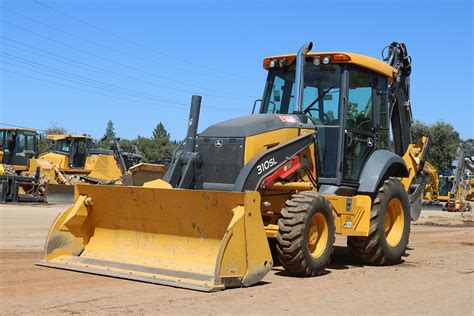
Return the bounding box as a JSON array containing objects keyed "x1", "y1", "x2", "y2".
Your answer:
[{"x1": 401, "y1": 136, "x2": 429, "y2": 220}]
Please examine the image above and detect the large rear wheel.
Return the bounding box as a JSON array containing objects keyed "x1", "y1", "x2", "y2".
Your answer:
[
  {"x1": 348, "y1": 177, "x2": 410, "y2": 265},
  {"x1": 276, "y1": 191, "x2": 335, "y2": 276}
]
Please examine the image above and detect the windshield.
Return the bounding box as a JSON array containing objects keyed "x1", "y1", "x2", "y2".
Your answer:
[
  {"x1": 262, "y1": 63, "x2": 342, "y2": 126},
  {"x1": 0, "y1": 130, "x2": 37, "y2": 166},
  {"x1": 261, "y1": 63, "x2": 342, "y2": 178},
  {"x1": 15, "y1": 131, "x2": 37, "y2": 156}
]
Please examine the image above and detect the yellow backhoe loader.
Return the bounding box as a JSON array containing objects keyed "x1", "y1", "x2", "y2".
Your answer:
[
  {"x1": 437, "y1": 175, "x2": 452, "y2": 202},
  {"x1": 0, "y1": 128, "x2": 46, "y2": 202},
  {"x1": 422, "y1": 154, "x2": 473, "y2": 211},
  {"x1": 422, "y1": 161, "x2": 439, "y2": 201},
  {"x1": 466, "y1": 172, "x2": 474, "y2": 202},
  {"x1": 443, "y1": 151, "x2": 473, "y2": 212},
  {"x1": 38, "y1": 41, "x2": 429, "y2": 291}
]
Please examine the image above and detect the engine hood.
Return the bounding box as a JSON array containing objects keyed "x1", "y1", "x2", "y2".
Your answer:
[{"x1": 200, "y1": 114, "x2": 312, "y2": 138}]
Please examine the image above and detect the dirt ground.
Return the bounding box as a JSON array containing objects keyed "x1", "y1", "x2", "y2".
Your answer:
[{"x1": 1, "y1": 203, "x2": 473, "y2": 315}]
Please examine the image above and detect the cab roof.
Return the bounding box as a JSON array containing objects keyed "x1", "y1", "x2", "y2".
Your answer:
[
  {"x1": 0, "y1": 127, "x2": 37, "y2": 133},
  {"x1": 47, "y1": 134, "x2": 92, "y2": 141},
  {"x1": 263, "y1": 52, "x2": 397, "y2": 78}
]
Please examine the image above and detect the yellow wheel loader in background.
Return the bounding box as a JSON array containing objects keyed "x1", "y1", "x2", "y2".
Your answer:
[
  {"x1": 0, "y1": 128, "x2": 46, "y2": 202},
  {"x1": 28, "y1": 134, "x2": 149, "y2": 202},
  {"x1": 38, "y1": 41, "x2": 429, "y2": 291}
]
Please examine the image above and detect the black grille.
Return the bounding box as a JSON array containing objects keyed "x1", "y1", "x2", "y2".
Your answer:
[{"x1": 196, "y1": 137, "x2": 244, "y2": 185}]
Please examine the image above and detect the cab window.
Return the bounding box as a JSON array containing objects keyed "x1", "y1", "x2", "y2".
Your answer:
[
  {"x1": 347, "y1": 68, "x2": 374, "y2": 132},
  {"x1": 55, "y1": 139, "x2": 70, "y2": 153},
  {"x1": 23, "y1": 132, "x2": 36, "y2": 153}
]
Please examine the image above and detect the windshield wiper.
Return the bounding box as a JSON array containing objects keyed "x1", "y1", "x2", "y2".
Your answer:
[{"x1": 302, "y1": 85, "x2": 336, "y2": 114}]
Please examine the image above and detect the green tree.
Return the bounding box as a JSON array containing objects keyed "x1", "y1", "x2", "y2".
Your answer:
[
  {"x1": 463, "y1": 139, "x2": 474, "y2": 158},
  {"x1": 152, "y1": 122, "x2": 169, "y2": 142},
  {"x1": 39, "y1": 123, "x2": 67, "y2": 153},
  {"x1": 152, "y1": 122, "x2": 174, "y2": 161},
  {"x1": 118, "y1": 138, "x2": 134, "y2": 153},
  {"x1": 136, "y1": 122, "x2": 174, "y2": 163},
  {"x1": 101, "y1": 120, "x2": 117, "y2": 149},
  {"x1": 411, "y1": 120, "x2": 430, "y2": 143},
  {"x1": 412, "y1": 120, "x2": 461, "y2": 172}
]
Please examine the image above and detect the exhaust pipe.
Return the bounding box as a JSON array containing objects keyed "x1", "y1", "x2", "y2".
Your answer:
[
  {"x1": 294, "y1": 42, "x2": 313, "y2": 113},
  {"x1": 163, "y1": 95, "x2": 203, "y2": 188},
  {"x1": 184, "y1": 95, "x2": 201, "y2": 153}
]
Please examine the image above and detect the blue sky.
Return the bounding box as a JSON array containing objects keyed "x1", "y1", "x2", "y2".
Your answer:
[{"x1": 1, "y1": 0, "x2": 472, "y2": 140}]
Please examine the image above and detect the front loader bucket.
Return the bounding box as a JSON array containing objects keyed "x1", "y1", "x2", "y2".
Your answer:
[{"x1": 37, "y1": 184, "x2": 272, "y2": 292}]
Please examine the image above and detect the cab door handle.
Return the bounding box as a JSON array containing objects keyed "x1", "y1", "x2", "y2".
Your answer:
[{"x1": 346, "y1": 131, "x2": 353, "y2": 148}]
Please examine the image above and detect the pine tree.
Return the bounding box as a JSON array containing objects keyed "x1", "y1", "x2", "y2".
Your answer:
[
  {"x1": 104, "y1": 120, "x2": 116, "y2": 140},
  {"x1": 136, "y1": 122, "x2": 174, "y2": 163},
  {"x1": 101, "y1": 120, "x2": 117, "y2": 148}
]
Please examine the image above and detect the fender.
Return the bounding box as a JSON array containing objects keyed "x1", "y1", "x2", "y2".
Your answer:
[{"x1": 358, "y1": 149, "x2": 409, "y2": 194}]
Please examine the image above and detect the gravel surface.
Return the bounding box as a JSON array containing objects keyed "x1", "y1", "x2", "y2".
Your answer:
[{"x1": 1, "y1": 203, "x2": 473, "y2": 314}]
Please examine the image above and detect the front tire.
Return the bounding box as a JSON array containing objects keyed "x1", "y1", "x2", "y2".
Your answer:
[
  {"x1": 348, "y1": 177, "x2": 410, "y2": 265},
  {"x1": 276, "y1": 191, "x2": 335, "y2": 276}
]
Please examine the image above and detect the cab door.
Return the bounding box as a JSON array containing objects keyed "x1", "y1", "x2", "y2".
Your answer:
[
  {"x1": 343, "y1": 67, "x2": 378, "y2": 183},
  {"x1": 69, "y1": 138, "x2": 88, "y2": 169}
]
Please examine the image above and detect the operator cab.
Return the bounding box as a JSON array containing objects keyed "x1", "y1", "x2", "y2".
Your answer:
[
  {"x1": 260, "y1": 54, "x2": 393, "y2": 187},
  {"x1": 49, "y1": 135, "x2": 92, "y2": 169},
  {"x1": 0, "y1": 128, "x2": 38, "y2": 168}
]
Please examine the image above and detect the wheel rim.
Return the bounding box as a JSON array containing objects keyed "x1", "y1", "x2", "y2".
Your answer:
[
  {"x1": 384, "y1": 198, "x2": 404, "y2": 247},
  {"x1": 307, "y1": 213, "x2": 328, "y2": 258}
]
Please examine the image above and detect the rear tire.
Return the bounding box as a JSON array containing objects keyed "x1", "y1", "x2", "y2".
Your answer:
[
  {"x1": 276, "y1": 191, "x2": 335, "y2": 276},
  {"x1": 348, "y1": 177, "x2": 410, "y2": 265}
]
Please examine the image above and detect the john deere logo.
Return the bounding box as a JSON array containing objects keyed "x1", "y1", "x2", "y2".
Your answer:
[{"x1": 215, "y1": 139, "x2": 223, "y2": 147}]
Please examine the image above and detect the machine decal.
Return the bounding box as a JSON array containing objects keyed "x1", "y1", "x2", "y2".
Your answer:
[
  {"x1": 257, "y1": 157, "x2": 277, "y2": 175},
  {"x1": 278, "y1": 115, "x2": 297, "y2": 123}
]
